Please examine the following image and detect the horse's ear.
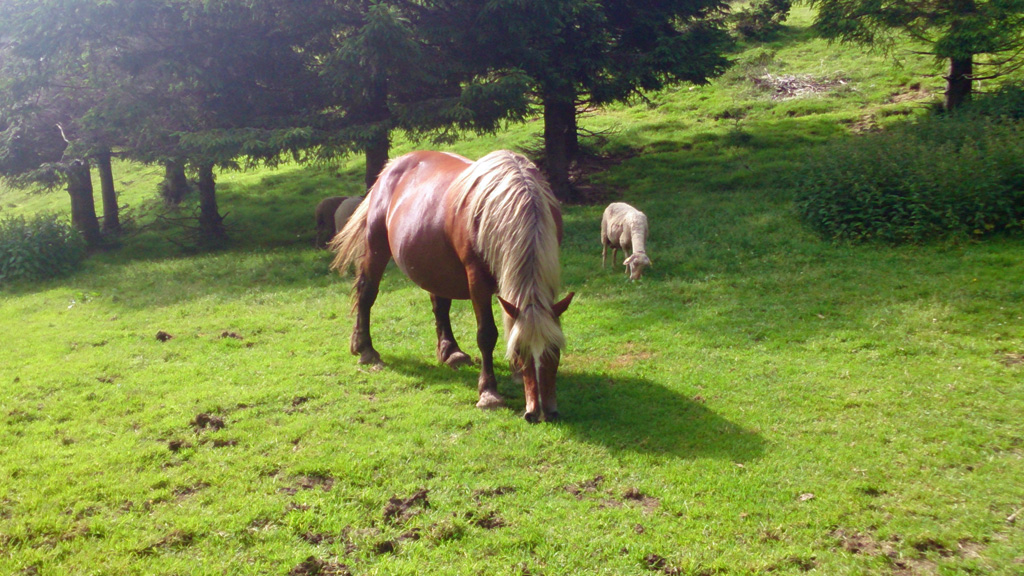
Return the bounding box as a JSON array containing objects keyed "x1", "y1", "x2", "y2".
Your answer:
[
  {"x1": 497, "y1": 296, "x2": 520, "y2": 320},
  {"x1": 552, "y1": 292, "x2": 575, "y2": 317}
]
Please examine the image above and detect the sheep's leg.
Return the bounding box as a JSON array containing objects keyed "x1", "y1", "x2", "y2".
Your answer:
[
  {"x1": 602, "y1": 242, "x2": 608, "y2": 268},
  {"x1": 431, "y1": 294, "x2": 472, "y2": 369}
]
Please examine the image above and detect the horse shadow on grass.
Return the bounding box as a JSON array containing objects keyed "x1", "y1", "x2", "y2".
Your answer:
[
  {"x1": 554, "y1": 369, "x2": 765, "y2": 462},
  {"x1": 384, "y1": 358, "x2": 765, "y2": 463}
]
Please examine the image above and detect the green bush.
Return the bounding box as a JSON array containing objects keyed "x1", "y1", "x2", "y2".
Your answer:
[
  {"x1": 962, "y1": 84, "x2": 1024, "y2": 120},
  {"x1": 732, "y1": 0, "x2": 793, "y2": 40},
  {"x1": 795, "y1": 115, "x2": 1024, "y2": 243},
  {"x1": 0, "y1": 213, "x2": 87, "y2": 283}
]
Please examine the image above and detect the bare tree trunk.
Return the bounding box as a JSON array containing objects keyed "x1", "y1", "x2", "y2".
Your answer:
[
  {"x1": 95, "y1": 149, "x2": 121, "y2": 234},
  {"x1": 66, "y1": 159, "x2": 102, "y2": 247},
  {"x1": 364, "y1": 130, "x2": 389, "y2": 191},
  {"x1": 945, "y1": 56, "x2": 973, "y2": 111},
  {"x1": 363, "y1": 76, "x2": 390, "y2": 190},
  {"x1": 196, "y1": 163, "x2": 226, "y2": 242},
  {"x1": 543, "y1": 92, "x2": 579, "y2": 202},
  {"x1": 161, "y1": 158, "x2": 190, "y2": 206}
]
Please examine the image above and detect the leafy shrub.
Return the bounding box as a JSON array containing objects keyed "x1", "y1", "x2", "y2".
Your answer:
[
  {"x1": 795, "y1": 115, "x2": 1024, "y2": 243},
  {"x1": 0, "y1": 213, "x2": 86, "y2": 283},
  {"x1": 733, "y1": 0, "x2": 793, "y2": 40},
  {"x1": 961, "y1": 84, "x2": 1024, "y2": 120}
]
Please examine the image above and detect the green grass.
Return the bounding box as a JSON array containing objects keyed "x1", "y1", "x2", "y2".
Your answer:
[{"x1": 2, "y1": 6, "x2": 1023, "y2": 575}]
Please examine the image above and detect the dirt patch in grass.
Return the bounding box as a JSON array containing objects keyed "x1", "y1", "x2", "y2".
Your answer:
[
  {"x1": 382, "y1": 489, "x2": 429, "y2": 524},
  {"x1": 370, "y1": 528, "x2": 422, "y2": 556},
  {"x1": 752, "y1": 73, "x2": 849, "y2": 100},
  {"x1": 286, "y1": 396, "x2": 312, "y2": 414},
  {"x1": 173, "y1": 482, "x2": 210, "y2": 500},
  {"x1": 280, "y1": 474, "x2": 334, "y2": 495},
  {"x1": 642, "y1": 553, "x2": 688, "y2": 574},
  {"x1": 191, "y1": 413, "x2": 225, "y2": 432},
  {"x1": 473, "y1": 485, "x2": 515, "y2": 500},
  {"x1": 299, "y1": 531, "x2": 335, "y2": 545},
  {"x1": 136, "y1": 530, "x2": 195, "y2": 555},
  {"x1": 833, "y1": 528, "x2": 899, "y2": 558},
  {"x1": 565, "y1": 475, "x2": 605, "y2": 499},
  {"x1": 1000, "y1": 352, "x2": 1024, "y2": 366},
  {"x1": 167, "y1": 439, "x2": 191, "y2": 452},
  {"x1": 567, "y1": 477, "x2": 661, "y2": 512},
  {"x1": 298, "y1": 474, "x2": 334, "y2": 492},
  {"x1": 888, "y1": 84, "x2": 933, "y2": 104},
  {"x1": 645, "y1": 553, "x2": 667, "y2": 570},
  {"x1": 622, "y1": 487, "x2": 661, "y2": 512},
  {"x1": 468, "y1": 510, "x2": 506, "y2": 529},
  {"x1": 288, "y1": 556, "x2": 351, "y2": 576},
  {"x1": 833, "y1": 529, "x2": 987, "y2": 575}
]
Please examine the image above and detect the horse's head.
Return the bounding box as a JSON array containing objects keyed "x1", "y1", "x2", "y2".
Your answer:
[
  {"x1": 498, "y1": 292, "x2": 574, "y2": 423},
  {"x1": 624, "y1": 252, "x2": 651, "y2": 281}
]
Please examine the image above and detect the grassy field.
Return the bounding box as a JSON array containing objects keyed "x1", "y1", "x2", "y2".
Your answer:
[{"x1": 2, "y1": 6, "x2": 1023, "y2": 575}]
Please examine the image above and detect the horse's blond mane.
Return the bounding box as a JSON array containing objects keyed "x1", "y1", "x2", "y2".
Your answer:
[{"x1": 448, "y1": 150, "x2": 565, "y2": 361}]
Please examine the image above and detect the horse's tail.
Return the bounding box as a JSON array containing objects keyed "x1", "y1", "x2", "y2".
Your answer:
[
  {"x1": 328, "y1": 194, "x2": 371, "y2": 275},
  {"x1": 449, "y1": 150, "x2": 564, "y2": 361}
]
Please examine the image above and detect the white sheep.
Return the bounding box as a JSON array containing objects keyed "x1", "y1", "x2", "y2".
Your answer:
[
  {"x1": 333, "y1": 195, "x2": 364, "y2": 238},
  {"x1": 601, "y1": 202, "x2": 651, "y2": 280}
]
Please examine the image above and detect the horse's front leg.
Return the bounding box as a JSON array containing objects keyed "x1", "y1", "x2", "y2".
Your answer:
[
  {"x1": 469, "y1": 289, "x2": 503, "y2": 410},
  {"x1": 431, "y1": 295, "x2": 473, "y2": 369},
  {"x1": 521, "y1": 357, "x2": 542, "y2": 423}
]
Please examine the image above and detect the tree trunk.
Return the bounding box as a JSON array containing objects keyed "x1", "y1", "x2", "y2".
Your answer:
[
  {"x1": 161, "y1": 159, "x2": 190, "y2": 206},
  {"x1": 66, "y1": 159, "x2": 102, "y2": 247},
  {"x1": 364, "y1": 131, "x2": 389, "y2": 191},
  {"x1": 95, "y1": 149, "x2": 121, "y2": 234},
  {"x1": 543, "y1": 93, "x2": 578, "y2": 202},
  {"x1": 944, "y1": 56, "x2": 973, "y2": 111},
  {"x1": 196, "y1": 163, "x2": 226, "y2": 242},
  {"x1": 566, "y1": 102, "x2": 579, "y2": 162},
  {"x1": 363, "y1": 75, "x2": 390, "y2": 190}
]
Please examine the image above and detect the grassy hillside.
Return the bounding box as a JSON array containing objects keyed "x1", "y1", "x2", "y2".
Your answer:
[{"x1": 2, "y1": 6, "x2": 1023, "y2": 575}]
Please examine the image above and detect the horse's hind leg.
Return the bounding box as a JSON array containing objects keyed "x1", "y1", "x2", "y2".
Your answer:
[
  {"x1": 351, "y1": 251, "x2": 389, "y2": 366},
  {"x1": 431, "y1": 295, "x2": 473, "y2": 369}
]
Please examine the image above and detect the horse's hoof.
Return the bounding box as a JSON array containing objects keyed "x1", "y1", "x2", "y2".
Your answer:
[
  {"x1": 523, "y1": 411, "x2": 540, "y2": 424},
  {"x1": 544, "y1": 411, "x2": 561, "y2": 422},
  {"x1": 476, "y1": 391, "x2": 505, "y2": 410},
  {"x1": 444, "y1": 351, "x2": 473, "y2": 369},
  {"x1": 358, "y1": 349, "x2": 383, "y2": 366}
]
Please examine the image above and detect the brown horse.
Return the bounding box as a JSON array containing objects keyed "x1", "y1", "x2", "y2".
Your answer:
[
  {"x1": 330, "y1": 150, "x2": 574, "y2": 422},
  {"x1": 314, "y1": 196, "x2": 347, "y2": 249}
]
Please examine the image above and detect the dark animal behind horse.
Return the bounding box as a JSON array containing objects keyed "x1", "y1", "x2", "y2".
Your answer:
[
  {"x1": 330, "y1": 150, "x2": 573, "y2": 422},
  {"x1": 314, "y1": 196, "x2": 346, "y2": 249}
]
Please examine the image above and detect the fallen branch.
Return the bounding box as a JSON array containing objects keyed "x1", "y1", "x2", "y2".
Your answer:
[{"x1": 1008, "y1": 506, "x2": 1024, "y2": 524}]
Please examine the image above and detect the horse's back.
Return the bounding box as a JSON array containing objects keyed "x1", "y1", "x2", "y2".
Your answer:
[{"x1": 370, "y1": 151, "x2": 476, "y2": 299}]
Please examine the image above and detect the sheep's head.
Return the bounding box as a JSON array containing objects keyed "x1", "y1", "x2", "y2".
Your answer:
[{"x1": 623, "y1": 252, "x2": 651, "y2": 280}]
